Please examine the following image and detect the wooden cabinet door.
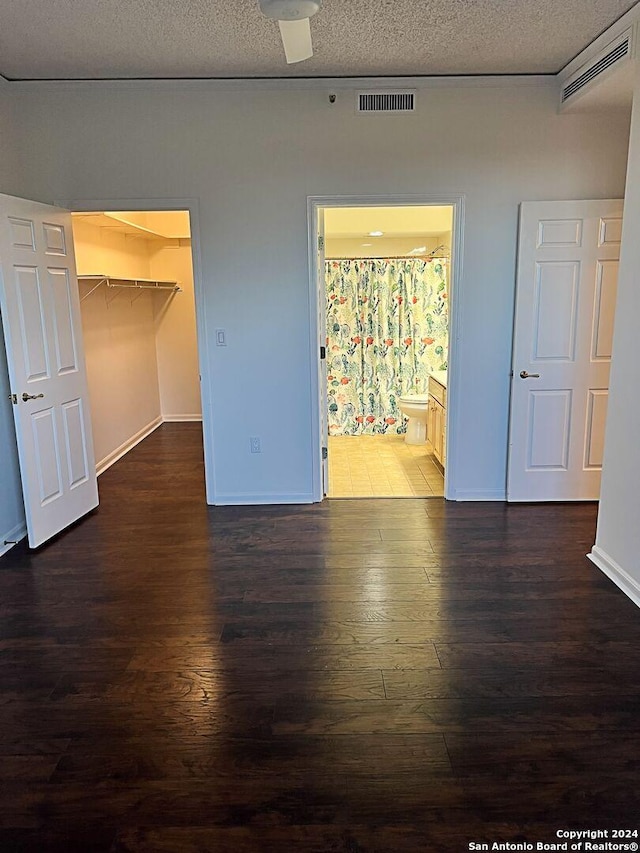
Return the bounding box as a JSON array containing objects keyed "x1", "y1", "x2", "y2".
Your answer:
[
  {"x1": 427, "y1": 398, "x2": 436, "y2": 453},
  {"x1": 433, "y1": 401, "x2": 443, "y2": 464}
]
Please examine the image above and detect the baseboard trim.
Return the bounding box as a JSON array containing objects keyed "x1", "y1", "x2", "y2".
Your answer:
[
  {"x1": 213, "y1": 493, "x2": 316, "y2": 506},
  {"x1": 96, "y1": 416, "x2": 163, "y2": 476},
  {"x1": 1, "y1": 520, "x2": 27, "y2": 557},
  {"x1": 588, "y1": 546, "x2": 640, "y2": 610},
  {"x1": 162, "y1": 414, "x2": 203, "y2": 423},
  {"x1": 451, "y1": 489, "x2": 506, "y2": 501}
]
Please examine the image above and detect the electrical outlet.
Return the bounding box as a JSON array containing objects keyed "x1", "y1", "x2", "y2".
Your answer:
[{"x1": 250, "y1": 436, "x2": 261, "y2": 454}]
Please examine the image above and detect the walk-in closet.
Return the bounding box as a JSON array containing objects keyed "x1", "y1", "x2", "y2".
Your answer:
[{"x1": 71, "y1": 211, "x2": 201, "y2": 473}]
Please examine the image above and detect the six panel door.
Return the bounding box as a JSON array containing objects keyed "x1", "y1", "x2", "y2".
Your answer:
[
  {"x1": 508, "y1": 199, "x2": 623, "y2": 501},
  {"x1": 0, "y1": 193, "x2": 98, "y2": 547}
]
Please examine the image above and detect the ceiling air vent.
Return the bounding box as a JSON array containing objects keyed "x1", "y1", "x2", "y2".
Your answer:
[
  {"x1": 562, "y1": 31, "x2": 631, "y2": 103},
  {"x1": 357, "y1": 91, "x2": 415, "y2": 113}
]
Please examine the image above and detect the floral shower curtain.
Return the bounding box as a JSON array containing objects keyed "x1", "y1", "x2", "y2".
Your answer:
[{"x1": 326, "y1": 257, "x2": 448, "y2": 435}]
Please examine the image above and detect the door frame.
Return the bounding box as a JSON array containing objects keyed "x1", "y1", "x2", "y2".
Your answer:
[
  {"x1": 56, "y1": 196, "x2": 215, "y2": 504},
  {"x1": 307, "y1": 193, "x2": 466, "y2": 502}
]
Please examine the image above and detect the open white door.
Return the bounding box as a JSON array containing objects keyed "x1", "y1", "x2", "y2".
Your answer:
[
  {"x1": 0, "y1": 193, "x2": 98, "y2": 547},
  {"x1": 508, "y1": 199, "x2": 622, "y2": 501}
]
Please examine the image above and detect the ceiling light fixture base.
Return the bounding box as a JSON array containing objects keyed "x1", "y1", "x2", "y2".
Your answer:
[{"x1": 259, "y1": 0, "x2": 320, "y2": 21}]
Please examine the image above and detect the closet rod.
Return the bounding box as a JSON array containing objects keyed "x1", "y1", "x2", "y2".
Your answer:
[
  {"x1": 78, "y1": 275, "x2": 182, "y2": 301},
  {"x1": 106, "y1": 282, "x2": 182, "y2": 291}
]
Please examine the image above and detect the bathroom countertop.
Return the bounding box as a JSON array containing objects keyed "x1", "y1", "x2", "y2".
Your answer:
[{"x1": 430, "y1": 370, "x2": 448, "y2": 389}]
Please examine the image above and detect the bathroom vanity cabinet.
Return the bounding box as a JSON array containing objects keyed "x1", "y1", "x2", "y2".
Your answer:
[{"x1": 428, "y1": 373, "x2": 447, "y2": 469}]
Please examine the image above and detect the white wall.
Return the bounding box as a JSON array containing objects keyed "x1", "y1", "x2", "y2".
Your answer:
[
  {"x1": 149, "y1": 240, "x2": 201, "y2": 420},
  {"x1": 0, "y1": 80, "x2": 26, "y2": 553},
  {"x1": 591, "y1": 62, "x2": 640, "y2": 604},
  {"x1": 2, "y1": 80, "x2": 631, "y2": 504},
  {"x1": 0, "y1": 79, "x2": 23, "y2": 197}
]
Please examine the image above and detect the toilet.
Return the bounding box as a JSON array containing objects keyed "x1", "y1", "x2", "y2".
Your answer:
[{"x1": 397, "y1": 393, "x2": 430, "y2": 444}]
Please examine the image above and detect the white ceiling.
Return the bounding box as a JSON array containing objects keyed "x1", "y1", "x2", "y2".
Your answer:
[
  {"x1": 0, "y1": 0, "x2": 636, "y2": 81},
  {"x1": 73, "y1": 211, "x2": 192, "y2": 240}
]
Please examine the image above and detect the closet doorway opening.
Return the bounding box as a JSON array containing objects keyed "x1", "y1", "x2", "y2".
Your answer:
[
  {"x1": 70, "y1": 209, "x2": 204, "y2": 484},
  {"x1": 310, "y1": 198, "x2": 463, "y2": 501}
]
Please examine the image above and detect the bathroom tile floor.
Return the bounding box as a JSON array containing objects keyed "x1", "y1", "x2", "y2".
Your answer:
[{"x1": 327, "y1": 434, "x2": 444, "y2": 498}]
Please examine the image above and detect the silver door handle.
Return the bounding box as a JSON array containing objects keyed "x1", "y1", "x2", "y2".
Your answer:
[
  {"x1": 22, "y1": 392, "x2": 44, "y2": 401},
  {"x1": 519, "y1": 371, "x2": 540, "y2": 379}
]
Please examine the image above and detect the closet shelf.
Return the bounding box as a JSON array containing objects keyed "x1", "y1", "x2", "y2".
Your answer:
[{"x1": 78, "y1": 274, "x2": 182, "y2": 301}]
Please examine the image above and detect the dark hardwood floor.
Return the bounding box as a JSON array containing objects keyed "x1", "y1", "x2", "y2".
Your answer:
[{"x1": 1, "y1": 423, "x2": 639, "y2": 851}]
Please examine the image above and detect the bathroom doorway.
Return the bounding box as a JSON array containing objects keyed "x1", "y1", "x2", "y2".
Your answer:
[{"x1": 310, "y1": 200, "x2": 460, "y2": 499}]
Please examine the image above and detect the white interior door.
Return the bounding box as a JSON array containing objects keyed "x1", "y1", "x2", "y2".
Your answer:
[
  {"x1": 0, "y1": 193, "x2": 98, "y2": 547},
  {"x1": 317, "y1": 208, "x2": 328, "y2": 496},
  {"x1": 508, "y1": 199, "x2": 622, "y2": 501}
]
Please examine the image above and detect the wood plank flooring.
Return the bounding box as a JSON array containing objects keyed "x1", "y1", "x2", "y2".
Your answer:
[{"x1": 1, "y1": 423, "x2": 639, "y2": 851}]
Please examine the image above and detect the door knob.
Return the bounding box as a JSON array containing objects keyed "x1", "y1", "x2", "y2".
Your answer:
[
  {"x1": 519, "y1": 371, "x2": 540, "y2": 379},
  {"x1": 22, "y1": 392, "x2": 44, "y2": 401}
]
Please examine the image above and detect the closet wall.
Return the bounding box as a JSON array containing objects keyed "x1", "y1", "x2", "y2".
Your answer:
[
  {"x1": 72, "y1": 218, "x2": 200, "y2": 473},
  {"x1": 150, "y1": 242, "x2": 201, "y2": 421}
]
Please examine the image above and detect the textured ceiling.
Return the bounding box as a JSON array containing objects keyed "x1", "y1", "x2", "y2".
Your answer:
[{"x1": 0, "y1": 0, "x2": 636, "y2": 81}]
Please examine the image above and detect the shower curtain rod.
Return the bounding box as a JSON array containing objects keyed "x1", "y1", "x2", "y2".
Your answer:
[
  {"x1": 326, "y1": 242, "x2": 449, "y2": 262},
  {"x1": 326, "y1": 255, "x2": 449, "y2": 261}
]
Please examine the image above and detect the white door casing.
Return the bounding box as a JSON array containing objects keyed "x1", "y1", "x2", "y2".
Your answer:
[
  {"x1": 508, "y1": 199, "x2": 622, "y2": 501},
  {"x1": 0, "y1": 193, "x2": 98, "y2": 547},
  {"x1": 317, "y1": 209, "x2": 328, "y2": 495}
]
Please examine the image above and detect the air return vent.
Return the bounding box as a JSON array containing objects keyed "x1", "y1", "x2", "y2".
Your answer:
[
  {"x1": 357, "y1": 91, "x2": 415, "y2": 113},
  {"x1": 562, "y1": 31, "x2": 631, "y2": 103}
]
